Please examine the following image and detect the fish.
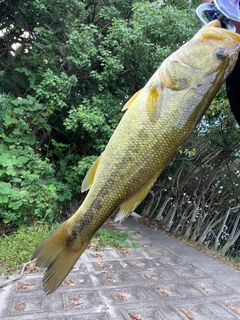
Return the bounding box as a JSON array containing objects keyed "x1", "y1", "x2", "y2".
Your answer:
[{"x1": 32, "y1": 20, "x2": 240, "y2": 294}]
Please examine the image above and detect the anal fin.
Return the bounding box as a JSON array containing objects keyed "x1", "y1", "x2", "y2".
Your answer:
[{"x1": 114, "y1": 173, "x2": 159, "y2": 222}]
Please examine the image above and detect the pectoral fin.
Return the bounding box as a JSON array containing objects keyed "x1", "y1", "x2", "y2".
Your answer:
[
  {"x1": 122, "y1": 89, "x2": 142, "y2": 111},
  {"x1": 114, "y1": 173, "x2": 159, "y2": 222},
  {"x1": 81, "y1": 154, "x2": 102, "y2": 192},
  {"x1": 146, "y1": 87, "x2": 162, "y2": 121}
]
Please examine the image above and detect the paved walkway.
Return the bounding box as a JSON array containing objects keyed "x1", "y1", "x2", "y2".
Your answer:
[{"x1": 1, "y1": 218, "x2": 240, "y2": 319}]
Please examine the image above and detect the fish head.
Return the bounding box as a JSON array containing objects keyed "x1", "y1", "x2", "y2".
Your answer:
[
  {"x1": 195, "y1": 20, "x2": 240, "y2": 79},
  {"x1": 159, "y1": 20, "x2": 240, "y2": 91}
]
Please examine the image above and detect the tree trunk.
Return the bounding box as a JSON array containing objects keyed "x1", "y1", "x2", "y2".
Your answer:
[
  {"x1": 148, "y1": 189, "x2": 163, "y2": 218},
  {"x1": 197, "y1": 212, "x2": 227, "y2": 246},
  {"x1": 142, "y1": 192, "x2": 155, "y2": 217},
  {"x1": 190, "y1": 211, "x2": 205, "y2": 241},
  {"x1": 184, "y1": 197, "x2": 201, "y2": 239},
  {"x1": 213, "y1": 208, "x2": 231, "y2": 250},
  {"x1": 173, "y1": 203, "x2": 193, "y2": 235},
  {"x1": 162, "y1": 195, "x2": 180, "y2": 231},
  {"x1": 220, "y1": 229, "x2": 240, "y2": 256},
  {"x1": 155, "y1": 191, "x2": 172, "y2": 220},
  {"x1": 220, "y1": 212, "x2": 240, "y2": 255}
]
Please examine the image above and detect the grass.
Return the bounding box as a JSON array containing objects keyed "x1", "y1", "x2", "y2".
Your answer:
[
  {"x1": 0, "y1": 221, "x2": 139, "y2": 276},
  {"x1": 0, "y1": 221, "x2": 59, "y2": 276},
  {"x1": 91, "y1": 229, "x2": 139, "y2": 250}
]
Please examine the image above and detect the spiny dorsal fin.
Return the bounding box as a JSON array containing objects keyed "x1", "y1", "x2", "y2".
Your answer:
[
  {"x1": 122, "y1": 89, "x2": 142, "y2": 111},
  {"x1": 81, "y1": 154, "x2": 102, "y2": 192}
]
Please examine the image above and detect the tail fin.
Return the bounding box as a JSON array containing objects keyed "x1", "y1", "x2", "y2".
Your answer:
[{"x1": 32, "y1": 222, "x2": 89, "y2": 294}]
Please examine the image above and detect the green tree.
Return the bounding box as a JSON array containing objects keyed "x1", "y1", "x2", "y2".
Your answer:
[{"x1": 0, "y1": 0, "x2": 199, "y2": 228}]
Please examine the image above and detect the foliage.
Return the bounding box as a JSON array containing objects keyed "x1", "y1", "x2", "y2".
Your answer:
[
  {"x1": 0, "y1": 222, "x2": 59, "y2": 274},
  {"x1": 92, "y1": 229, "x2": 139, "y2": 249},
  {"x1": 0, "y1": 0, "x2": 199, "y2": 228},
  {"x1": 0, "y1": 95, "x2": 71, "y2": 227},
  {"x1": 0, "y1": 222, "x2": 138, "y2": 275},
  {"x1": 1, "y1": 0, "x2": 240, "y2": 261},
  {"x1": 1, "y1": 0, "x2": 239, "y2": 260}
]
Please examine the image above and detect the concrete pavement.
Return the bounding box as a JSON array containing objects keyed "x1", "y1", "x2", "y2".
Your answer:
[{"x1": 0, "y1": 217, "x2": 240, "y2": 319}]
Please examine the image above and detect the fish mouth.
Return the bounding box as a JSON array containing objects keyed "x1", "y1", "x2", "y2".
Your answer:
[
  {"x1": 207, "y1": 20, "x2": 221, "y2": 28},
  {"x1": 201, "y1": 20, "x2": 240, "y2": 43}
]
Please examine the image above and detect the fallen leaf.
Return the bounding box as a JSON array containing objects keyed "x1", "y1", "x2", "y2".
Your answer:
[
  {"x1": 151, "y1": 251, "x2": 158, "y2": 255},
  {"x1": 17, "y1": 281, "x2": 34, "y2": 290},
  {"x1": 90, "y1": 253, "x2": 104, "y2": 258},
  {"x1": 226, "y1": 305, "x2": 240, "y2": 315},
  {"x1": 68, "y1": 296, "x2": 83, "y2": 307},
  {"x1": 101, "y1": 221, "x2": 120, "y2": 230},
  {"x1": 23, "y1": 261, "x2": 42, "y2": 274},
  {"x1": 179, "y1": 272, "x2": 187, "y2": 278},
  {"x1": 28, "y1": 267, "x2": 42, "y2": 273},
  {"x1": 104, "y1": 274, "x2": 116, "y2": 282},
  {"x1": 88, "y1": 242, "x2": 98, "y2": 250},
  {"x1": 144, "y1": 273, "x2": 157, "y2": 280},
  {"x1": 199, "y1": 285, "x2": 211, "y2": 294},
  {"x1": 178, "y1": 308, "x2": 195, "y2": 320},
  {"x1": 14, "y1": 299, "x2": 26, "y2": 312},
  {"x1": 121, "y1": 250, "x2": 132, "y2": 257},
  {"x1": 95, "y1": 262, "x2": 111, "y2": 269},
  {"x1": 131, "y1": 262, "x2": 145, "y2": 267},
  {"x1": 116, "y1": 292, "x2": 131, "y2": 301},
  {"x1": 156, "y1": 286, "x2": 169, "y2": 297},
  {"x1": 129, "y1": 313, "x2": 142, "y2": 319},
  {"x1": 64, "y1": 279, "x2": 78, "y2": 286}
]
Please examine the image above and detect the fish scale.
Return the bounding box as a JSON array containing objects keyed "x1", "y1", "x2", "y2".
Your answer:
[{"x1": 32, "y1": 21, "x2": 240, "y2": 294}]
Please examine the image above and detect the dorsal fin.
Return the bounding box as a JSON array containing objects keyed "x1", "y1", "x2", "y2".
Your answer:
[
  {"x1": 122, "y1": 89, "x2": 142, "y2": 111},
  {"x1": 81, "y1": 154, "x2": 102, "y2": 192}
]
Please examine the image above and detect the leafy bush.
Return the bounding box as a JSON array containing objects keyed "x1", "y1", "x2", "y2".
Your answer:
[
  {"x1": 0, "y1": 147, "x2": 71, "y2": 226},
  {"x1": 0, "y1": 0, "x2": 200, "y2": 232},
  {"x1": 0, "y1": 95, "x2": 72, "y2": 227}
]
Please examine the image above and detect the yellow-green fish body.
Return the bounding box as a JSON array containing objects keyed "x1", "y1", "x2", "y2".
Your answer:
[{"x1": 33, "y1": 21, "x2": 240, "y2": 293}]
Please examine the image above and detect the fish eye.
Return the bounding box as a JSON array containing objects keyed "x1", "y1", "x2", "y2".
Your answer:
[{"x1": 216, "y1": 48, "x2": 229, "y2": 59}]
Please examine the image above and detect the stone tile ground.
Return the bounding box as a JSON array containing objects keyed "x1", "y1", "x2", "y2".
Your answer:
[{"x1": 0, "y1": 218, "x2": 240, "y2": 319}]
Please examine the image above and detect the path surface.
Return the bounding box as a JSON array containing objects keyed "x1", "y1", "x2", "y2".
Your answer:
[{"x1": 1, "y1": 218, "x2": 240, "y2": 319}]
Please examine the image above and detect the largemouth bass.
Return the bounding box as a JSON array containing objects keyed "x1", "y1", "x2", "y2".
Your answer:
[{"x1": 33, "y1": 21, "x2": 240, "y2": 294}]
